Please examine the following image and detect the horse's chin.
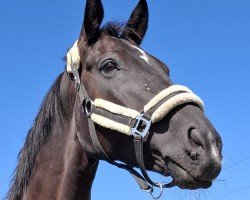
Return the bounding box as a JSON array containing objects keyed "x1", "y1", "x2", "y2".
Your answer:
[
  {"x1": 152, "y1": 158, "x2": 212, "y2": 190},
  {"x1": 167, "y1": 161, "x2": 212, "y2": 190}
]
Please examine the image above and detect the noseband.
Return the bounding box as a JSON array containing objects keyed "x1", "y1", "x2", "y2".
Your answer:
[{"x1": 67, "y1": 42, "x2": 204, "y2": 199}]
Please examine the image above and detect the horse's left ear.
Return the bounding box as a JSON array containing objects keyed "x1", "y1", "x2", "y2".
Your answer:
[
  {"x1": 80, "y1": 0, "x2": 104, "y2": 45},
  {"x1": 121, "y1": 0, "x2": 148, "y2": 45}
]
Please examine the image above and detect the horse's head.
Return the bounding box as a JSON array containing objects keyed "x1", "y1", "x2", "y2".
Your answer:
[{"x1": 71, "y1": 0, "x2": 222, "y2": 190}]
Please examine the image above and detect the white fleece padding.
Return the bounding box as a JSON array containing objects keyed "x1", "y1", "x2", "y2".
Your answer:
[
  {"x1": 93, "y1": 99, "x2": 140, "y2": 118},
  {"x1": 66, "y1": 40, "x2": 80, "y2": 72},
  {"x1": 151, "y1": 93, "x2": 204, "y2": 123},
  {"x1": 90, "y1": 113, "x2": 131, "y2": 135},
  {"x1": 144, "y1": 85, "x2": 192, "y2": 112}
]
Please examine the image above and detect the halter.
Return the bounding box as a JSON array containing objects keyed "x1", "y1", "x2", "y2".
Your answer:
[{"x1": 67, "y1": 42, "x2": 204, "y2": 199}]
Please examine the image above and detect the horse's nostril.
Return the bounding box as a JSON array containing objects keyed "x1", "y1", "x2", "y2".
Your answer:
[
  {"x1": 190, "y1": 151, "x2": 199, "y2": 161},
  {"x1": 186, "y1": 150, "x2": 199, "y2": 161},
  {"x1": 188, "y1": 128, "x2": 204, "y2": 148}
]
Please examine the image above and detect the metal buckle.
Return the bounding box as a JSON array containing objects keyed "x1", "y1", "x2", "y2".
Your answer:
[
  {"x1": 71, "y1": 63, "x2": 81, "y2": 91},
  {"x1": 131, "y1": 114, "x2": 152, "y2": 142},
  {"x1": 142, "y1": 185, "x2": 153, "y2": 193}
]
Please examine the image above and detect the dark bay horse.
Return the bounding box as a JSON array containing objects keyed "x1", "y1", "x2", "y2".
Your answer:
[{"x1": 7, "y1": 0, "x2": 222, "y2": 199}]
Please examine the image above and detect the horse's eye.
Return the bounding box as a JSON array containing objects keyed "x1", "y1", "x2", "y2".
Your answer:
[{"x1": 100, "y1": 60, "x2": 119, "y2": 73}]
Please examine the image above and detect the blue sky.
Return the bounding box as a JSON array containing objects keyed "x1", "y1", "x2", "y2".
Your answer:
[{"x1": 1, "y1": 0, "x2": 250, "y2": 199}]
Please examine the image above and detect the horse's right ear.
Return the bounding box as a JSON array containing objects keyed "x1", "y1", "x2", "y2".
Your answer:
[
  {"x1": 79, "y1": 0, "x2": 104, "y2": 45},
  {"x1": 121, "y1": 0, "x2": 148, "y2": 45}
]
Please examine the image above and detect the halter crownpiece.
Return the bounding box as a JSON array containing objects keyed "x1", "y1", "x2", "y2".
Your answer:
[{"x1": 67, "y1": 41, "x2": 205, "y2": 199}]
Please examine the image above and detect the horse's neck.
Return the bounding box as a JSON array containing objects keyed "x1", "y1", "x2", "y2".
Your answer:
[
  {"x1": 23, "y1": 73, "x2": 98, "y2": 200},
  {"x1": 23, "y1": 128, "x2": 98, "y2": 200}
]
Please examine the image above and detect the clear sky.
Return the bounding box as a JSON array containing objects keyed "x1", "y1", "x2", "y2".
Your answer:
[{"x1": 1, "y1": 0, "x2": 250, "y2": 199}]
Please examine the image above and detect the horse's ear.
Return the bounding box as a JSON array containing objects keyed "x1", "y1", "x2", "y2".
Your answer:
[
  {"x1": 121, "y1": 0, "x2": 148, "y2": 45},
  {"x1": 80, "y1": 0, "x2": 104, "y2": 45}
]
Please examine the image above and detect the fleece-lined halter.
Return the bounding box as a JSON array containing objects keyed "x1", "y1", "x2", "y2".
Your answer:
[{"x1": 67, "y1": 41, "x2": 204, "y2": 199}]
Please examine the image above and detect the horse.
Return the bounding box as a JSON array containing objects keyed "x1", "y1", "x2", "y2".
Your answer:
[{"x1": 6, "y1": 0, "x2": 222, "y2": 199}]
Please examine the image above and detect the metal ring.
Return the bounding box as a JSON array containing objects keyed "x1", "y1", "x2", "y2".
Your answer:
[
  {"x1": 82, "y1": 98, "x2": 92, "y2": 117},
  {"x1": 149, "y1": 183, "x2": 164, "y2": 200}
]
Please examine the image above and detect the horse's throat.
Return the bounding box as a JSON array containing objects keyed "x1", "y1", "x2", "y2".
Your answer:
[{"x1": 23, "y1": 129, "x2": 98, "y2": 200}]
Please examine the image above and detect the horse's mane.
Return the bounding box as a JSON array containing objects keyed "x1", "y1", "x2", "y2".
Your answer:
[
  {"x1": 6, "y1": 21, "x2": 126, "y2": 200},
  {"x1": 6, "y1": 74, "x2": 66, "y2": 200},
  {"x1": 101, "y1": 22, "x2": 125, "y2": 38},
  {"x1": 101, "y1": 21, "x2": 142, "y2": 44}
]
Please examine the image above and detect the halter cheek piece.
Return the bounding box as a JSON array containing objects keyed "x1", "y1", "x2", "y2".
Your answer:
[{"x1": 67, "y1": 43, "x2": 204, "y2": 199}]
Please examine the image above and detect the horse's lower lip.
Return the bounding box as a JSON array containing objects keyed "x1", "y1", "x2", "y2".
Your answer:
[
  {"x1": 167, "y1": 160, "x2": 212, "y2": 189},
  {"x1": 152, "y1": 156, "x2": 211, "y2": 189}
]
